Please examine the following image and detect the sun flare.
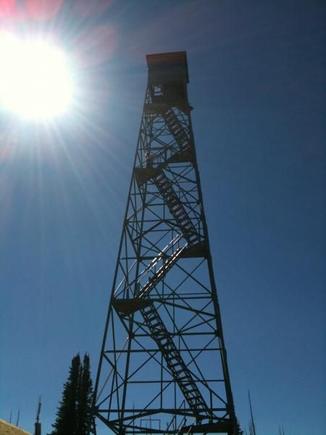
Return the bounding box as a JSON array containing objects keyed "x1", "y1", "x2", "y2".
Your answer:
[{"x1": 0, "y1": 32, "x2": 74, "y2": 120}]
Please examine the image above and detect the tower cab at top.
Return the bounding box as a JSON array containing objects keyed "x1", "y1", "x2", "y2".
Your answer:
[{"x1": 146, "y1": 51, "x2": 191, "y2": 112}]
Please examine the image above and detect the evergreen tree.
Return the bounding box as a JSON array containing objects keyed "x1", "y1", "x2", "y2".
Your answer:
[
  {"x1": 76, "y1": 354, "x2": 94, "y2": 435},
  {"x1": 51, "y1": 354, "x2": 81, "y2": 435},
  {"x1": 50, "y1": 353, "x2": 94, "y2": 435}
]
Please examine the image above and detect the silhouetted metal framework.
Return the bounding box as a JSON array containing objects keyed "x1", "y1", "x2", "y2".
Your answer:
[{"x1": 94, "y1": 52, "x2": 239, "y2": 434}]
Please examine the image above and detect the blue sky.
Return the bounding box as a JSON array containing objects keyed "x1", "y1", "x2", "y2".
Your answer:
[{"x1": 0, "y1": 1, "x2": 325, "y2": 434}]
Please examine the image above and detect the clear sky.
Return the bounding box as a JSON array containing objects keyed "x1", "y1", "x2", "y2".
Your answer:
[{"x1": 0, "y1": 1, "x2": 325, "y2": 434}]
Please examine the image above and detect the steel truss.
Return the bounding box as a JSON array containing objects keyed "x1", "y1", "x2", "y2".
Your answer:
[{"x1": 94, "y1": 52, "x2": 239, "y2": 435}]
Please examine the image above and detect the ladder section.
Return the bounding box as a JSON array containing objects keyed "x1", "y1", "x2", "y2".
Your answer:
[
  {"x1": 154, "y1": 172, "x2": 199, "y2": 245},
  {"x1": 140, "y1": 303, "x2": 210, "y2": 420},
  {"x1": 163, "y1": 108, "x2": 190, "y2": 151}
]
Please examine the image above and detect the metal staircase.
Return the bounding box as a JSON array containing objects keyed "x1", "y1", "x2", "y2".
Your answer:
[
  {"x1": 114, "y1": 237, "x2": 210, "y2": 422},
  {"x1": 136, "y1": 240, "x2": 187, "y2": 299},
  {"x1": 114, "y1": 234, "x2": 209, "y2": 421},
  {"x1": 154, "y1": 172, "x2": 199, "y2": 245},
  {"x1": 126, "y1": 103, "x2": 205, "y2": 424},
  {"x1": 163, "y1": 108, "x2": 190, "y2": 151},
  {"x1": 135, "y1": 237, "x2": 210, "y2": 423},
  {"x1": 140, "y1": 303, "x2": 210, "y2": 420},
  {"x1": 113, "y1": 236, "x2": 186, "y2": 314}
]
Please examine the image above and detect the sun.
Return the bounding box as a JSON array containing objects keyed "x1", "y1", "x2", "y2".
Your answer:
[{"x1": 0, "y1": 32, "x2": 74, "y2": 121}]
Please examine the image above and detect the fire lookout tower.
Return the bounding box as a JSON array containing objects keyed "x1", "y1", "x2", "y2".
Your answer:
[{"x1": 93, "y1": 52, "x2": 239, "y2": 434}]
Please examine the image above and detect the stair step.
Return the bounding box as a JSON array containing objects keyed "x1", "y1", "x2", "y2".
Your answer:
[
  {"x1": 141, "y1": 303, "x2": 209, "y2": 419},
  {"x1": 163, "y1": 109, "x2": 190, "y2": 151},
  {"x1": 154, "y1": 172, "x2": 200, "y2": 245}
]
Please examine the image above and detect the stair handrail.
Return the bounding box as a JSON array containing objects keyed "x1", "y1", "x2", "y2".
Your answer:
[
  {"x1": 114, "y1": 234, "x2": 183, "y2": 298},
  {"x1": 137, "y1": 233, "x2": 183, "y2": 280},
  {"x1": 113, "y1": 260, "x2": 138, "y2": 297},
  {"x1": 145, "y1": 109, "x2": 189, "y2": 165},
  {"x1": 135, "y1": 235, "x2": 188, "y2": 299},
  {"x1": 176, "y1": 417, "x2": 188, "y2": 433},
  {"x1": 136, "y1": 240, "x2": 188, "y2": 300},
  {"x1": 165, "y1": 401, "x2": 186, "y2": 433},
  {"x1": 146, "y1": 142, "x2": 188, "y2": 166}
]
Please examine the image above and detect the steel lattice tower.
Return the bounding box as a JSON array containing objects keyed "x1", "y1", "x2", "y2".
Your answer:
[{"x1": 94, "y1": 52, "x2": 239, "y2": 434}]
